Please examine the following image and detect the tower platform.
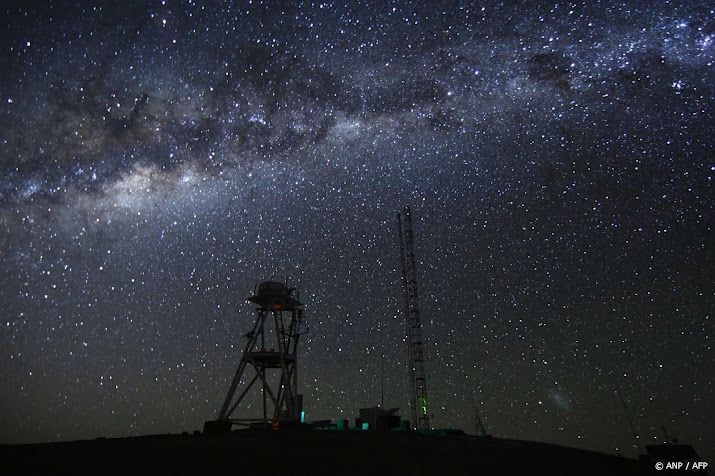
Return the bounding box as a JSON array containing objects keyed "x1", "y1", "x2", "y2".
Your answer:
[{"x1": 247, "y1": 351, "x2": 296, "y2": 368}]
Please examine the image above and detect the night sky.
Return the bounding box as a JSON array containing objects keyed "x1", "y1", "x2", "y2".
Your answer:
[{"x1": 1, "y1": 0, "x2": 713, "y2": 460}]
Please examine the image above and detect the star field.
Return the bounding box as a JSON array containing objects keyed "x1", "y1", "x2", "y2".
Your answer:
[{"x1": 0, "y1": 0, "x2": 713, "y2": 460}]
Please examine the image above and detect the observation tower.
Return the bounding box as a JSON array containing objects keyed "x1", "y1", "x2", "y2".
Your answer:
[{"x1": 205, "y1": 281, "x2": 305, "y2": 433}]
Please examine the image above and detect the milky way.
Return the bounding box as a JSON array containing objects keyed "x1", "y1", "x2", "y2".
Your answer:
[{"x1": 0, "y1": 1, "x2": 713, "y2": 460}]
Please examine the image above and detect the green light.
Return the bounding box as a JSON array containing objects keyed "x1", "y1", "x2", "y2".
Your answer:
[
  {"x1": 300, "y1": 411, "x2": 305, "y2": 423},
  {"x1": 361, "y1": 422, "x2": 370, "y2": 430}
]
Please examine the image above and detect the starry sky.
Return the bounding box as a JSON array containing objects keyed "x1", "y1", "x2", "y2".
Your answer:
[{"x1": 0, "y1": 0, "x2": 713, "y2": 460}]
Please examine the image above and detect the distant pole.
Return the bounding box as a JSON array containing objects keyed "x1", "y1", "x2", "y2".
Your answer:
[
  {"x1": 380, "y1": 353, "x2": 385, "y2": 408},
  {"x1": 473, "y1": 400, "x2": 487, "y2": 436},
  {"x1": 660, "y1": 424, "x2": 670, "y2": 443},
  {"x1": 615, "y1": 387, "x2": 640, "y2": 451}
]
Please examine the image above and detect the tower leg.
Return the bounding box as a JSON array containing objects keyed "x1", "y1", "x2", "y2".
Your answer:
[{"x1": 217, "y1": 310, "x2": 266, "y2": 420}]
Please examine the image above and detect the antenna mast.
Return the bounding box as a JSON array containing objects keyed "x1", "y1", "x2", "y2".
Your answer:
[
  {"x1": 397, "y1": 206, "x2": 430, "y2": 432},
  {"x1": 615, "y1": 387, "x2": 640, "y2": 451},
  {"x1": 474, "y1": 404, "x2": 487, "y2": 437},
  {"x1": 380, "y1": 353, "x2": 385, "y2": 409}
]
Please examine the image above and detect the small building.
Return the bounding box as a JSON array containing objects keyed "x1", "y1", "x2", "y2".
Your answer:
[{"x1": 356, "y1": 407, "x2": 402, "y2": 432}]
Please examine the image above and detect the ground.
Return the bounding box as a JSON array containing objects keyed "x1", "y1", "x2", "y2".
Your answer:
[{"x1": 1, "y1": 429, "x2": 652, "y2": 476}]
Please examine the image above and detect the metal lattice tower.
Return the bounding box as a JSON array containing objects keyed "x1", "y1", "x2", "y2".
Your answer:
[
  {"x1": 214, "y1": 281, "x2": 305, "y2": 430},
  {"x1": 397, "y1": 206, "x2": 430, "y2": 432}
]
